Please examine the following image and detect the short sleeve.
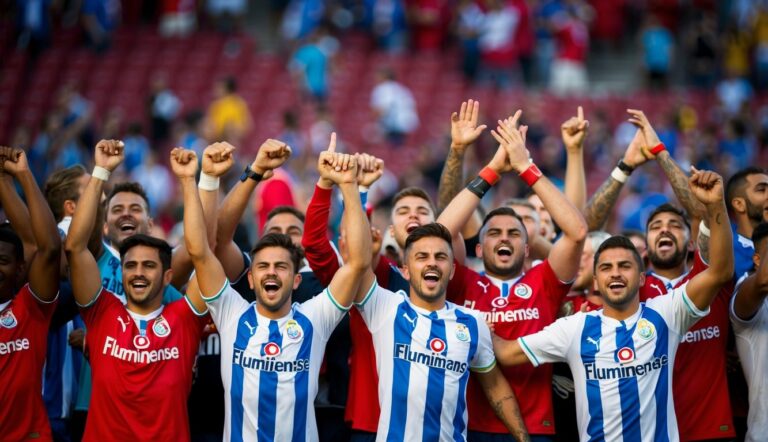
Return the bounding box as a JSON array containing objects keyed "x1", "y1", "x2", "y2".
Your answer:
[
  {"x1": 17, "y1": 284, "x2": 58, "y2": 322},
  {"x1": 645, "y1": 282, "x2": 709, "y2": 335},
  {"x1": 78, "y1": 287, "x2": 123, "y2": 330},
  {"x1": 354, "y1": 281, "x2": 400, "y2": 333},
  {"x1": 469, "y1": 312, "x2": 496, "y2": 373},
  {"x1": 517, "y1": 314, "x2": 582, "y2": 367},
  {"x1": 730, "y1": 277, "x2": 764, "y2": 327},
  {"x1": 202, "y1": 280, "x2": 250, "y2": 329},
  {"x1": 296, "y1": 286, "x2": 352, "y2": 342}
]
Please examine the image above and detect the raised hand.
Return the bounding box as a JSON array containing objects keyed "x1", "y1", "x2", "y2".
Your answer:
[
  {"x1": 622, "y1": 129, "x2": 652, "y2": 169},
  {"x1": 490, "y1": 110, "x2": 531, "y2": 173},
  {"x1": 626, "y1": 109, "x2": 662, "y2": 157},
  {"x1": 318, "y1": 133, "x2": 358, "y2": 185},
  {"x1": 202, "y1": 142, "x2": 236, "y2": 177},
  {"x1": 357, "y1": 152, "x2": 385, "y2": 187},
  {"x1": 688, "y1": 166, "x2": 724, "y2": 206},
  {"x1": 0, "y1": 146, "x2": 28, "y2": 176},
  {"x1": 561, "y1": 106, "x2": 589, "y2": 151},
  {"x1": 170, "y1": 147, "x2": 199, "y2": 178},
  {"x1": 451, "y1": 99, "x2": 487, "y2": 150},
  {"x1": 94, "y1": 139, "x2": 125, "y2": 172},
  {"x1": 251, "y1": 139, "x2": 291, "y2": 180}
]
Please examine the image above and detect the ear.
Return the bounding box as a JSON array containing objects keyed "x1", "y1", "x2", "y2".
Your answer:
[
  {"x1": 162, "y1": 268, "x2": 174, "y2": 286},
  {"x1": 388, "y1": 224, "x2": 395, "y2": 240},
  {"x1": 401, "y1": 262, "x2": 412, "y2": 282},
  {"x1": 247, "y1": 270, "x2": 255, "y2": 290},
  {"x1": 292, "y1": 272, "x2": 302, "y2": 290},
  {"x1": 638, "y1": 272, "x2": 646, "y2": 287},
  {"x1": 731, "y1": 197, "x2": 746, "y2": 215},
  {"x1": 448, "y1": 260, "x2": 456, "y2": 281},
  {"x1": 524, "y1": 243, "x2": 530, "y2": 258},
  {"x1": 753, "y1": 252, "x2": 761, "y2": 270},
  {"x1": 475, "y1": 242, "x2": 482, "y2": 259},
  {"x1": 103, "y1": 221, "x2": 109, "y2": 236},
  {"x1": 63, "y1": 200, "x2": 77, "y2": 217},
  {"x1": 148, "y1": 217, "x2": 154, "y2": 229},
  {"x1": 592, "y1": 276, "x2": 598, "y2": 293}
]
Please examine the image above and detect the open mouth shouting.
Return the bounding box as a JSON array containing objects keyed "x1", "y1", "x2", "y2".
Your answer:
[
  {"x1": 422, "y1": 268, "x2": 442, "y2": 290},
  {"x1": 129, "y1": 277, "x2": 150, "y2": 295},
  {"x1": 655, "y1": 235, "x2": 676, "y2": 254},
  {"x1": 495, "y1": 244, "x2": 513, "y2": 261},
  {"x1": 117, "y1": 218, "x2": 138, "y2": 236},
  {"x1": 261, "y1": 278, "x2": 282, "y2": 296},
  {"x1": 406, "y1": 222, "x2": 421, "y2": 234},
  {"x1": 607, "y1": 279, "x2": 626, "y2": 295}
]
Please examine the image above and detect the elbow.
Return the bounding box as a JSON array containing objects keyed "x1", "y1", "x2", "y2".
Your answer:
[
  {"x1": 569, "y1": 217, "x2": 589, "y2": 243},
  {"x1": 63, "y1": 235, "x2": 81, "y2": 255}
]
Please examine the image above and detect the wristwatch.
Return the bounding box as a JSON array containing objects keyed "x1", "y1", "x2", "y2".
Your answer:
[{"x1": 240, "y1": 165, "x2": 263, "y2": 182}]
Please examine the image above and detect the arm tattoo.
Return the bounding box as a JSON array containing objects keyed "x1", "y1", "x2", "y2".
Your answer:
[
  {"x1": 437, "y1": 148, "x2": 466, "y2": 212},
  {"x1": 715, "y1": 212, "x2": 723, "y2": 225},
  {"x1": 584, "y1": 177, "x2": 624, "y2": 231},
  {"x1": 657, "y1": 153, "x2": 706, "y2": 220},
  {"x1": 492, "y1": 395, "x2": 530, "y2": 442},
  {"x1": 697, "y1": 230, "x2": 711, "y2": 263}
]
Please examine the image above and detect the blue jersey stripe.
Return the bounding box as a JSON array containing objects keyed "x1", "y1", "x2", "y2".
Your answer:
[
  {"x1": 231, "y1": 307, "x2": 259, "y2": 442},
  {"x1": 581, "y1": 315, "x2": 604, "y2": 441},
  {"x1": 257, "y1": 320, "x2": 282, "y2": 441},
  {"x1": 615, "y1": 320, "x2": 641, "y2": 440},
  {"x1": 387, "y1": 302, "x2": 417, "y2": 441},
  {"x1": 644, "y1": 308, "x2": 670, "y2": 442},
  {"x1": 452, "y1": 310, "x2": 479, "y2": 441},
  {"x1": 292, "y1": 312, "x2": 314, "y2": 442},
  {"x1": 422, "y1": 315, "x2": 447, "y2": 441}
]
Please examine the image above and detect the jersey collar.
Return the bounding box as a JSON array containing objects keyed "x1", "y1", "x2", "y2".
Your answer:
[
  {"x1": 646, "y1": 269, "x2": 688, "y2": 290},
  {"x1": 0, "y1": 299, "x2": 10, "y2": 312},
  {"x1": 127, "y1": 305, "x2": 164, "y2": 324},
  {"x1": 601, "y1": 303, "x2": 643, "y2": 328}
]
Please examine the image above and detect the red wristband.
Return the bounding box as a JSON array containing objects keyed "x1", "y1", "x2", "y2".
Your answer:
[
  {"x1": 479, "y1": 166, "x2": 501, "y2": 185},
  {"x1": 650, "y1": 143, "x2": 666, "y2": 155},
  {"x1": 519, "y1": 163, "x2": 543, "y2": 187}
]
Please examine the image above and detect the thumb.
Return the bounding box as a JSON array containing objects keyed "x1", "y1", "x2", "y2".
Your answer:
[
  {"x1": 327, "y1": 132, "x2": 337, "y2": 153},
  {"x1": 690, "y1": 165, "x2": 699, "y2": 175},
  {"x1": 473, "y1": 125, "x2": 488, "y2": 137},
  {"x1": 577, "y1": 105, "x2": 584, "y2": 122}
]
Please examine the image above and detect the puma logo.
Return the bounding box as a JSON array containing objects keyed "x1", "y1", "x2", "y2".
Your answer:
[
  {"x1": 477, "y1": 281, "x2": 490, "y2": 294},
  {"x1": 244, "y1": 321, "x2": 257, "y2": 336},
  {"x1": 586, "y1": 336, "x2": 600, "y2": 351},
  {"x1": 117, "y1": 316, "x2": 130, "y2": 333},
  {"x1": 402, "y1": 312, "x2": 417, "y2": 328},
  {"x1": 651, "y1": 283, "x2": 665, "y2": 296}
]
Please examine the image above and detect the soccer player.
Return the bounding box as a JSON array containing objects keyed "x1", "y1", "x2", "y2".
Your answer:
[
  {"x1": 730, "y1": 221, "x2": 768, "y2": 442},
  {"x1": 0, "y1": 146, "x2": 61, "y2": 441},
  {"x1": 65, "y1": 140, "x2": 207, "y2": 441},
  {"x1": 437, "y1": 111, "x2": 588, "y2": 441},
  {"x1": 725, "y1": 167, "x2": 768, "y2": 278},
  {"x1": 356, "y1": 222, "x2": 528, "y2": 441},
  {"x1": 493, "y1": 168, "x2": 734, "y2": 441},
  {"x1": 182, "y1": 137, "x2": 373, "y2": 441}
]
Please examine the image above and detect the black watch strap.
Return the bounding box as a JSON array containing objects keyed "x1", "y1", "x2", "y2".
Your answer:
[
  {"x1": 617, "y1": 160, "x2": 634, "y2": 174},
  {"x1": 240, "y1": 165, "x2": 264, "y2": 182}
]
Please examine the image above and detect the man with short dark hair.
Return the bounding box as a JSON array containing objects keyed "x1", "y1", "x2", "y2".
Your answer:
[
  {"x1": 725, "y1": 166, "x2": 768, "y2": 278},
  {"x1": 493, "y1": 168, "x2": 734, "y2": 441},
  {"x1": 0, "y1": 146, "x2": 62, "y2": 441},
  {"x1": 65, "y1": 141, "x2": 207, "y2": 441}
]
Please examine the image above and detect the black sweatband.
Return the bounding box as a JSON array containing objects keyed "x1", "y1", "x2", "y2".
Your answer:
[
  {"x1": 617, "y1": 160, "x2": 634, "y2": 174},
  {"x1": 466, "y1": 176, "x2": 492, "y2": 199}
]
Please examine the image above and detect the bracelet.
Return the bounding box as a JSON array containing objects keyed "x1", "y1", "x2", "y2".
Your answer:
[
  {"x1": 611, "y1": 167, "x2": 629, "y2": 184},
  {"x1": 698, "y1": 220, "x2": 711, "y2": 237},
  {"x1": 617, "y1": 160, "x2": 634, "y2": 174},
  {"x1": 92, "y1": 166, "x2": 111, "y2": 182},
  {"x1": 466, "y1": 176, "x2": 492, "y2": 199},
  {"x1": 358, "y1": 185, "x2": 370, "y2": 192},
  {"x1": 650, "y1": 143, "x2": 666, "y2": 155},
  {"x1": 519, "y1": 164, "x2": 542, "y2": 187},
  {"x1": 198, "y1": 172, "x2": 220, "y2": 191},
  {"x1": 479, "y1": 167, "x2": 501, "y2": 185}
]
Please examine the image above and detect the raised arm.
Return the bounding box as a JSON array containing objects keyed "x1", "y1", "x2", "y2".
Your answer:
[
  {"x1": 172, "y1": 147, "x2": 226, "y2": 311},
  {"x1": 583, "y1": 129, "x2": 649, "y2": 231},
  {"x1": 493, "y1": 114, "x2": 588, "y2": 282},
  {"x1": 170, "y1": 142, "x2": 235, "y2": 289},
  {"x1": 492, "y1": 334, "x2": 533, "y2": 367},
  {"x1": 474, "y1": 366, "x2": 530, "y2": 442},
  {"x1": 561, "y1": 106, "x2": 589, "y2": 211},
  {"x1": 64, "y1": 140, "x2": 124, "y2": 305},
  {"x1": 684, "y1": 168, "x2": 734, "y2": 311},
  {"x1": 732, "y1": 229, "x2": 768, "y2": 319},
  {"x1": 214, "y1": 139, "x2": 291, "y2": 281},
  {"x1": 628, "y1": 109, "x2": 706, "y2": 226},
  {"x1": 0, "y1": 148, "x2": 61, "y2": 300}
]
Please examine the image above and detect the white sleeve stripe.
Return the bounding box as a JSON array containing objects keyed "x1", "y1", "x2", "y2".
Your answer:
[
  {"x1": 184, "y1": 296, "x2": 209, "y2": 316},
  {"x1": 518, "y1": 337, "x2": 541, "y2": 367},
  {"x1": 354, "y1": 280, "x2": 378, "y2": 307},
  {"x1": 75, "y1": 287, "x2": 103, "y2": 308},
  {"x1": 470, "y1": 359, "x2": 496, "y2": 373},
  {"x1": 201, "y1": 279, "x2": 230, "y2": 303},
  {"x1": 681, "y1": 285, "x2": 708, "y2": 317},
  {"x1": 28, "y1": 284, "x2": 59, "y2": 304},
  {"x1": 325, "y1": 288, "x2": 352, "y2": 312},
  {"x1": 729, "y1": 291, "x2": 760, "y2": 324}
]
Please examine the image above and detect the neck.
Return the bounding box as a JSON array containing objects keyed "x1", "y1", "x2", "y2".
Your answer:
[
  {"x1": 602, "y1": 300, "x2": 640, "y2": 321},
  {"x1": 650, "y1": 261, "x2": 687, "y2": 280},
  {"x1": 256, "y1": 303, "x2": 291, "y2": 320},
  {"x1": 409, "y1": 290, "x2": 446, "y2": 311},
  {"x1": 126, "y1": 299, "x2": 163, "y2": 316},
  {"x1": 736, "y1": 217, "x2": 755, "y2": 239}
]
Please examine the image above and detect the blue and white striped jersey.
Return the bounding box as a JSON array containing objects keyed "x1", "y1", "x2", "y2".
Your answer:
[
  {"x1": 357, "y1": 284, "x2": 496, "y2": 441},
  {"x1": 204, "y1": 281, "x2": 349, "y2": 442},
  {"x1": 519, "y1": 283, "x2": 708, "y2": 442}
]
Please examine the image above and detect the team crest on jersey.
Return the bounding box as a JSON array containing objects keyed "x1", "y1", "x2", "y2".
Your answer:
[
  {"x1": 263, "y1": 342, "x2": 281, "y2": 357},
  {"x1": 428, "y1": 337, "x2": 447, "y2": 354},
  {"x1": 152, "y1": 316, "x2": 171, "y2": 337},
  {"x1": 133, "y1": 335, "x2": 150, "y2": 350},
  {"x1": 616, "y1": 347, "x2": 635, "y2": 364},
  {"x1": 285, "y1": 320, "x2": 303, "y2": 340},
  {"x1": 491, "y1": 296, "x2": 509, "y2": 308},
  {"x1": 636, "y1": 319, "x2": 655, "y2": 340},
  {"x1": 513, "y1": 283, "x2": 532, "y2": 299},
  {"x1": 0, "y1": 309, "x2": 17, "y2": 328},
  {"x1": 455, "y1": 324, "x2": 470, "y2": 342}
]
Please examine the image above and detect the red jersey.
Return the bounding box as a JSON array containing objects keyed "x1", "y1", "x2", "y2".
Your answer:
[
  {"x1": 0, "y1": 284, "x2": 56, "y2": 441},
  {"x1": 452, "y1": 261, "x2": 571, "y2": 435},
  {"x1": 80, "y1": 288, "x2": 207, "y2": 441},
  {"x1": 640, "y1": 252, "x2": 736, "y2": 440}
]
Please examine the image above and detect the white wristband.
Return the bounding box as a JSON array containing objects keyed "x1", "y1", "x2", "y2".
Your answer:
[
  {"x1": 92, "y1": 166, "x2": 111, "y2": 182},
  {"x1": 198, "y1": 172, "x2": 220, "y2": 191},
  {"x1": 699, "y1": 220, "x2": 711, "y2": 237},
  {"x1": 358, "y1": 185, "x2": 370, "y2": 192},
  {"x1": 610, "y1": 167, "x2": 629, "y2": 184}
]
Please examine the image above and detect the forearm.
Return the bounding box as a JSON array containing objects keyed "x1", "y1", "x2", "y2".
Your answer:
[
  {"x1": 583, "y1": 176, "x2": 624, "y2": 231},
  {"x1": 437, "y1": 186, "x2": 482, "y2": 238},
  {"x1": 200, "y1": 187, "x2": 219, "y2": 251},
  {"x1": 480, "y1": 370, "x2": 530, "y2": 442},
  {"x1": 656, "y1": 151, "x2": 706, "y2": 221},
  {"x1": 216, "y1": 179, "x2": 258, "y2": 247},
  {"x1": 530, "y1": 176, "x2": 587, "y2": 241},
  {"x1": 0, "y1": 176, "x2": 37, "y2": 260},
  {"x1": 302, "y1": 184, "x2": 339, "y2": 286},
  {"x1": 703, "y1": 201, "x2": 733, "y2": 281},
  {"x1": 339, "y1": 183, "x2": 371, "y2": 270},
  {"x1": 181, "y1": 177, "x2": 209, "y2": 259},
  {"x1": 16, "y1": 170, "x2": 59, "y2": 255},
  {"x1": 564, "y1": 149, "x2": 587, "y2": 211},
  {"x1": 437, "y1": 147, "x2": 466, "y2": 212},
  {"x1": 66, "y1": 177, "x2": 104, "y2": 253}
]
